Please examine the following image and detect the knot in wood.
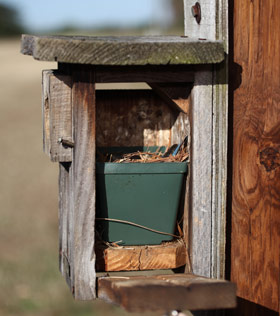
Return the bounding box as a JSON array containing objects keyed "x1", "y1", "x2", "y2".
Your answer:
[{"x1": 260, "y1": 147, "x2": 280, "y2": 172}]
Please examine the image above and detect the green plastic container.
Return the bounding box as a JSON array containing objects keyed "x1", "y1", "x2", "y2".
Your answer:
[{"x1": 96, "y1": 147, "x2": 188, "y2": 246}]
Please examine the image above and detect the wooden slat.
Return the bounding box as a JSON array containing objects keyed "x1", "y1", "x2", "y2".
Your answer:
[
  {"x1": 21, "y1": 35, "x2": 225, "y2": 65},
  {"x1": 98, "y1": 274, "x2": 236, "y2": 312},
  {"x1": 231, "y1": 0, "x2": 280, "y2": 311},
  {"x1": 95, "y1": 240, "x2": 188, "y2": 272},
  {"x1": 42, "y1": 70, "x2": 52, "y2": 156},
  {"x1": 42, "y1": 70, "x2": 72, "y2": 162},
  {"x1": 148, "y1": 83, "x2": 191, "y2": 113},
  {"x1": 184, "y1": 0, "x2": 228, "y2": 282},
  {"x1": 189, "y1": 70, "x2": 213, "y2": 277},
  {"x1": 59, "y1": 162, "x2": 71, "y2": 287},
  {"x1": 69, "y1": 68, "x2": 96, "y2": 300}
]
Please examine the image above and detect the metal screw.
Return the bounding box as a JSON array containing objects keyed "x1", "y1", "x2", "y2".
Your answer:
[{"x1": 191, "y1": 2, "x2": 201, "y2": 24}]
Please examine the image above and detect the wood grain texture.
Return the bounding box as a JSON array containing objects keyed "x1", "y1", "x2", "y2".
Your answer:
[
  {"x1": 96, "y1": 89, "x2": 183, "y2": 148},
  {"x1": 98, "y1": 274, "x2": 236, "y2": 312},
  {"x1": 211, "y1": 0, "x2": 228, "y2": 281},
  {"x1": 231, "y1": 0, "x2": 280, "y2": 311},
  {"x1": 189, "y1": 70, "x2": 213, "y2": 277},
  {"x1": 42, "y1": 70, "x2": 72, "y2": 162},
  {"x1": 95, "y1": 240, "x2": 188, "y2": 272},
  {"x1": 184, "y1": 0, "x2": 216, "y2": 40},
  {"x1": 59, "y1": 162, "x2": 71, "y2": 287},
  {"x1": 70, "y1": 68, "x2": 96, "y2": 300},
  {"x1": 42, "y1": 70, "x2": 52, "y2": 156},
  {"x1": 184, "y1": 0, "x2": 228, "y2": 281},
  {"x1": 21, "y1": 35, "x2": 225, "y2": 65}
]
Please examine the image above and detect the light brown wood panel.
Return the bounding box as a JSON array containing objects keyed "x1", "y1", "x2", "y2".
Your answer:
[
  {"x1": 231, "y1": 0, "x2": 280, "y2": 311},
  {"x1": 95, "y1": 240, "x2": 188, "y2": 272},
  {"x1": 96, "y1": 90, "x2": 188, "y2": 148}
]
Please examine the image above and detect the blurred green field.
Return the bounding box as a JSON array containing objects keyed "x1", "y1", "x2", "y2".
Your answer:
[{"x1": 0, "y1": 38, "x2": 158, "y2": 316}]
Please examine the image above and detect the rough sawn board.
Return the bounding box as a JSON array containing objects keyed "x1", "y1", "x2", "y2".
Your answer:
[{"x1": 21, "y1": 35, "x2": 225, "y2": 65}]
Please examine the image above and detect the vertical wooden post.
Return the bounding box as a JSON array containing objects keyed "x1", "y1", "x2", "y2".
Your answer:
[
  {"x1": 184, "y1": 0, "x2": 228, "y2": 279},
  {"x1": 231, "y1": 0, "x2": 280, "y2": 312},
  {"x1": 69, "y1": 68, "x2": 96, "y2": 300}
]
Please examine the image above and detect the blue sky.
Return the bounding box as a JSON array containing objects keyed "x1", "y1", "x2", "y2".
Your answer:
[{"x1": 0, "y1": 0, "x2": 171, "y2": 31}]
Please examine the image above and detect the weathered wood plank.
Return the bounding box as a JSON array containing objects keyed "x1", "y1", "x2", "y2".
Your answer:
[
  {"x1": 96, "y1": 90, "x2": 181, "y2": 148},
  {"x1": 184, "y1": 0, "x2": 228, "y2": 281},
  {"x1": 70, "y1": 68, "x2": 96, "y2": 300},
  {"x1": 59, "y1": 162, "x2": 71, "y2": 287},
  {"x1": 42, "y1": 70, "x2": 52, "y2": 156},
  {"x1": 189, "y1": 70, "x2": 213, "y2": 277},
  {"x1": 98, "y1": 274, "x2": 236, "y2": 312},
  {"x1": 231, "y1": 0, "x2": 280, "y2": 311},
  {"x1": 42, "y1": 70, "x2": 72, "y2": 162},
  {"x1": 21, "y1": 35, "x2": 225, "y2": 65},
  {"x1": 95, "y1": 240, "x2": 188, "y2": 272}
]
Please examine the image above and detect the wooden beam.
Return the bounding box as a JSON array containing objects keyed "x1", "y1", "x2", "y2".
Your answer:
[
  {"x1": 42, "y1": 70, "x2": 72, "y2": 162},
  {"x1": 95, "y1": 240, "x2": 188, "y2": 272},
  {"x1": 184, "y1": 0, "x2": 228, "y2": 281},
  {"x1": 21, "y1": 35, "x2": 225, "y2": 66},
  {"x1": 69, "y1": 68, "x2": 96, "y2": 300},
  {"x1": 59, "y1": 162, "x2": 71, "y2": 287},
  {"x1": 231, "y1": 0, "x2": 280, "y2": 311},
  {"x1": 97, "y1": 274, "x2": 236, "y2": 312},
  {"x1": 189, "y1": 70, "x2": 213, "y2": 277}
]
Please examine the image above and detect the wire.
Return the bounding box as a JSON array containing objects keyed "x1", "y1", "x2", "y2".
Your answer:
[{"x1": 95, "y1": 217, "x2": 181, "y2": 239}]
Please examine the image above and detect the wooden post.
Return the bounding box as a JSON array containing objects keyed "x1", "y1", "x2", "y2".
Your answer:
[
  {"x1": 69, "y1": 68, "x2": 96, "y2": 300},
  {"x1": 184, "y1": 0, "x2": 228, "y2": 280},
  {"x1": 231, "y1": 0, "x2": 280, "y2": 312}
]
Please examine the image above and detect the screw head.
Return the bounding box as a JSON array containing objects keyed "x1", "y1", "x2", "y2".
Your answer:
[{"x1": 191, "y1": 2, "x2": 201, "y2": 24}]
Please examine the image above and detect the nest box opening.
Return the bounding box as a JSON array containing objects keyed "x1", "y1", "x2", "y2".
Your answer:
[{"x1": 94, "y1": 82, "x2": 191, "y2": 273}]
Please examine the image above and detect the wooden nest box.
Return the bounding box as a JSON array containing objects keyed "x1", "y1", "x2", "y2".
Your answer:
[{"x1": 21, "y1": 34, "x2": 236, "y2": 313}]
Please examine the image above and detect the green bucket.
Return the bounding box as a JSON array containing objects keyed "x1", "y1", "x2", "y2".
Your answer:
[{"x1": 96, "y1": 147, "x2": 188, "y2": 246}]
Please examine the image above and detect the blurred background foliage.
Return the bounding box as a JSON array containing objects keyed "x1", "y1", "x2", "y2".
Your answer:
[{"x1": 0, "y1": 4, "x2": 25, "y2": 36}]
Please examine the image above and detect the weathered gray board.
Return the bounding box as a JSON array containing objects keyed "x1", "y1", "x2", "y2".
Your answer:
[
  {"x1": 42, "y1": 70, "x2": 72, "y2": 162},
  {"x1": 21, "y1": 35, "x2": 224, "y2": 65},
  {"x1": 55, "y1": 69, "x2": 96, "y2": 300},
  {"x1": 184, "y1": 0, "x2": 228, "y2": 281}
]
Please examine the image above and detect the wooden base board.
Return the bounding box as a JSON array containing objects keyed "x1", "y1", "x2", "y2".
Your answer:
[
  {"x1": 97, "y1": 274, "x2": 236, "y2": 312},
  {"x1": 95, "y1": 239, "x2": 188, "y2": 272}
]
